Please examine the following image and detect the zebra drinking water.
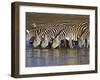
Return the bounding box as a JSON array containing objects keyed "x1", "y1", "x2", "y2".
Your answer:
[
  {"x1": 52, "y1": 22, "x2": 89, "y2": 48},
  {"x1": 26, "y1": 22, "x2": 89, "y2": 49}
]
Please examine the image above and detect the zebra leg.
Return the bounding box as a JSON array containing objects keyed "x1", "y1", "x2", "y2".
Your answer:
[
  {"x1": 82, "y1": 39, "x2": 85, "y2": 48},
  {"x1": 69, "y1": 39, "x2": 73, "y2": 48},
  {"x1": 87, "y1": 38, "x2": 89, "y2": 48},
  {"x1": 64, "y1": 39, "x2": 67, "y2": 48},
  {"x1": 78, "y1": 39, "x2": 83, "y2": 48}
]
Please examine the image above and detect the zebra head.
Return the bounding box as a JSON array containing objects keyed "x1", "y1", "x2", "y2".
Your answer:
[
  {"x1": 52, "y1": 36, "x2": 60, "y2": 48},
  {"x1": 41, "y1": 35, "x2": 49, "y2": 48},
  {"x1": 32, "y1": 35, "x2": 41, "y2": 48},
  {"x1": 26, "y1": 29, "x2": 37, "y2": 42}
]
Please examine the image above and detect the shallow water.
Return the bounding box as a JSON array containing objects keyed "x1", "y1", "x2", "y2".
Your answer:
[{"x1": 26, "y1": 48, "x2": 89, "y2": 67}]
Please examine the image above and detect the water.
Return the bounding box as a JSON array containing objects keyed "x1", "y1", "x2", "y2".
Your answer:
[{"x1": 26, "y1": 48, "x2": 89, "y2": 67}]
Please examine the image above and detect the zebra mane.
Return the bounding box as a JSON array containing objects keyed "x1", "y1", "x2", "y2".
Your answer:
[{"x1": 55, "y1": 28, "x2": 64, "y2": 38}]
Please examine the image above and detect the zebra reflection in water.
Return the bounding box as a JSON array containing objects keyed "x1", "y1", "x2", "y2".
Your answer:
[{"x1": 26, "y1": 22, "x2": 89, "y2": 49}]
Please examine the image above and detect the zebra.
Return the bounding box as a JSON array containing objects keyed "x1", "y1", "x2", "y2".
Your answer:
[
  {"x1": 26, "y1": 23, "x2": 47, "y2": 48},
  {"x1": 69, "y1": 22, "x2": 89, "y2": 48},
  {"x1": 26, "y1": 28, "x2": 42, "y2": 48},
  {"x1": 26, "y1": 23, "x2": 56, "y2": 47},
  {"x1": 27, "y1": 22, "x2": 89, "y2": 49},
  {"x1": 52, "y1": 26, "x2": 71, "y2": 48},
  {"x1": 52, "y1": 22, "x2": 89, "y2": 48},
  {"x1": 32, "y1": 23, "x2": 70, "y2": 48},
  {"x1": 29, "y1": 23, "x2": 62, "y2": 48},
  {"x1": 39, "y1": 24, "x2": 67, "y2": 48},
  {"x1": 78, "y1": 27, "x2": 90, "y2": 48}
]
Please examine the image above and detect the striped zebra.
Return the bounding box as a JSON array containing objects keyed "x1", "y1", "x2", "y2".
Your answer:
[
  {"x1": 26, "y1": 23, "x2": 47, "y2": 48},
  {"x1": 29, "y1": 23, "x2": 64, "y2": 48},
  {"x1": 52, "y1": 26, "x2": 72, "y2": 48},
  {"x1": 26, "y1": 28, "x2": 41, "y2": 48},
  {"x1": 26, "y1": 22, "x2": 89, "y2": 48},
  {"x1": 78, "y1": 27, "x2": 89, "y2": 48},
  {"x1": 38, "y1": 23, "x2": 68, "y2": 48},
  {"x1": 52, "y1": 22, "x2": 89, "y2": 48}
]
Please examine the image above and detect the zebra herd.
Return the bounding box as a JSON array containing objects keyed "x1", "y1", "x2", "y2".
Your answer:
[{"x1": 26, "y1": 22, "x2": 89, "y2": 49}]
